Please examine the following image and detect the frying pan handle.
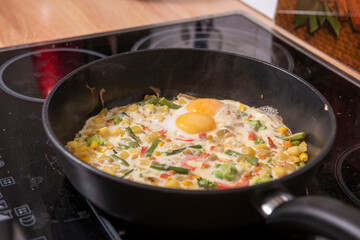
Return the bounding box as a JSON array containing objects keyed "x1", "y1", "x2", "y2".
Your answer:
[{"x1": 265, "y1": 196, "x2": 360, "y2": 240}]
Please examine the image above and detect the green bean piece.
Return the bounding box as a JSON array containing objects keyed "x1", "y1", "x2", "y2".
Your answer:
[
  {"x1": 291, "y1": 140, "x2": 301, "y2": 146},
  {"x1": 120, "y1": 169, "x2": 134, "y2": 179},
  {"x1": 277, "y1": 132, "x2": 306, "y2": 141},
  {"x1": 224, "y1": 149, "x2": 242, "y2": 157},
  {"x1": 121, "y1": 112, "x2": 129, "y2": 117},
  {"x1": 150, "y1": 163, "x2": 190, "y2": 174},
  {"x1": 224, "y1": 149, "x2": 258, "y2": 165},
  {"x1": 238, "y1": 154, "x2": 258, "y2": 166},
  {"x1": 111, "y1": 154, "x2": 129, "y2": 167},
  {"x1": 125, "y1": 127, "x2": 140, "y2": 143},
  {"x1": 145, "y1": 139, "x2": 161, "y2": 157},
  {"x1": 160, "y1": 97, "x2": 182, "y2": 109},
  {"x1": 197, "y1": 177, "x2": 218, "y2": 189},
  {"x1": 189, "y1": 145, "x2": 202, "y2": 149},
  {"x1": 148, "y1": 96, "x2": 159, "y2": 105},
  {"x1": 164, "y1": 147, "x2": 186, "y2": 156},
  {"x1": 118, "y1": 141, "x2": 140, "y2": 150}
]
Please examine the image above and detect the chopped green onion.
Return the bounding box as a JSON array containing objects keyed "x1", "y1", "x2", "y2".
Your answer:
[
  {"x1": 150, "y1": 163, "x2": 190, "y2": 174},
  {"x1": 111, "y1": 154, "x2": 129, "y2": 167},
  {"x1": 125, "y1": 127, "x2": 140, "y2": 143},
  {"x1": 160, "y1": 97, "x2": 182, "y2": 109},
  {"x1": 120, "y1": 169, "x2": 134, "y2": 179},
  {"x1": 145, "y1": 139, "x2": 161, "y2": 157},
  {"x1": 164, "y1": 147, "x2": 186, "y2": 156},
  {"x1": 276, "y1": 132, "x2": 306, "y2": 141}
]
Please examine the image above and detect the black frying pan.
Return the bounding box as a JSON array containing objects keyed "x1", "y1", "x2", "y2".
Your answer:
[{"x1": 42, "y1": 49, "x2": 360, "y2": 239}]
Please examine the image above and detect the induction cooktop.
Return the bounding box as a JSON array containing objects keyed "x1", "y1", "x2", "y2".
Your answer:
[{"x1": 0, "y1": 12, "x2": 359, "y2": 240}]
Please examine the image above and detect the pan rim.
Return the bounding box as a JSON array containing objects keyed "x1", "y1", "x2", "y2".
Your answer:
[{"x1": 42, "y1": 48, "x2": 337, "y2": 195}]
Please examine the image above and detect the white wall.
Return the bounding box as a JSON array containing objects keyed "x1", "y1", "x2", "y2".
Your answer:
[{"x1": 241, "y1": 0, "x2": 279, "y2": 19}]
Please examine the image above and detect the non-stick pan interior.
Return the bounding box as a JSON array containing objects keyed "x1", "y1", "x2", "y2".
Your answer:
[{"x1": 46, "y1": 49, "x2": 334, "y2": 167}]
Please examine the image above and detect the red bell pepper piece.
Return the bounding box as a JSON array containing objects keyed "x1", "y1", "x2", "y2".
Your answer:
[{"x1": 267, "y1": 137, "x2": 276, "y2": 148}]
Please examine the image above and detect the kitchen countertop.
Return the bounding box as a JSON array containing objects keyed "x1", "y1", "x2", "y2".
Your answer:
[{"x1": 0, "y1": 0, "x2": 359, "y2": 81}]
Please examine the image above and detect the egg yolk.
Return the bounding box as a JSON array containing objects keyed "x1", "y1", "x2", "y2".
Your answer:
[
  {"x1": 186, "y1": 98, "x2": 222, "y2": 116},
  {"x1": 175, "y1": 112, "x2": 216, "y2": 134}
]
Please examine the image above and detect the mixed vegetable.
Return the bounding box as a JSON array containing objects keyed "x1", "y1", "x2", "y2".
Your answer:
[{"x1": 66, "y1": 94, "x2": 309, "y2": 190}]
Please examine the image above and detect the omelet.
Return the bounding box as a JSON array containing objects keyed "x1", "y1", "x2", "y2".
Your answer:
[{"x1": 66, "y1": 94, "x2": 308, "y2": 190}]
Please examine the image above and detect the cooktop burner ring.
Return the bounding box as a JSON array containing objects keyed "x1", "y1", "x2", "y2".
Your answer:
[
  {"x1": 131, "y1": 27, "x2": 294, "y2": 72},
  {"x1": 0, "y1": 48, "x2": 106, "y2": 103},
  {"x1": 335, "y1": 143, "x2": 360, "y2": 207}
]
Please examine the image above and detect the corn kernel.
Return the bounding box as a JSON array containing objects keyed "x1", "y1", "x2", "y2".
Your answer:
[
  {"x1": 244, "y1": 118, "x2": 249, "y2": 122},
  {"x1": 154, "y1": 151, "x2": 161, "y2": 156},
  {"x1": 97, "y1": 148, "x2": 107, "y2": 153},
  {"x1": 81, "y1": 156, "x2": 90, "y2": 162},
  {"x1": 131, "y1": 125, "x2": 142, "y2": 134},
  {"x1": 121, "y1": 107, "x2": 127, "y2": 112},
  {"x1": 299, "y1": 153, "x2": 308, "y2": 162},
  {"x1": 178, "y1": 98, "x2": 187, "y2": 105},
  {"x1": 239, "y1": 103, "x2": 247, "y2": 111},
  {"x1": 279, "y1": 127, "x2": 288, "y2": 133},
  {"x1": 206, "y1": 135, "x2": 213, "y2": 140},
  {"x1": 93, "y1": 116, "x2": 105, "y2": 124},
  {"x1": 120, "y1": 119, "x2": 130, "y2": 126},
  {"x1": 192, "y1": 175, "x2": 201, "y2": 179},
  {"x1": 120, "y1": 151, "x2": 130, "y2": 159},
  {"x1": 89, "y1": 141, "x2": 98, "y2": 149},
  {"x1": 98, "y1": 127, "x2": 109, "y2": 138},
  {"x1": 159, "y1": 141, "x2": 164, "y2": 147}
]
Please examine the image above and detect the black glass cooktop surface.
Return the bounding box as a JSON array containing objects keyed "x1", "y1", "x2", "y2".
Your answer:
[{"x1": 0, "y1": 12, "x2": 359, "y2": 240}]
